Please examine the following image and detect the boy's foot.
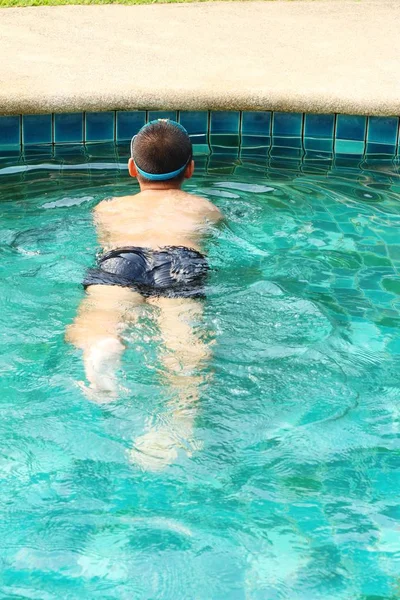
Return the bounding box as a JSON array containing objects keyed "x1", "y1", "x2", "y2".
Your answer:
[
  {"x1": 129, "y1": 423, "x2": 203, "y2": 471},
  {"x1": 84, "y1": 337, "x2": 124, "y2": 395},
  {"x1": 76, "y1": 380, "x2": 119, "y2": 404},
  {"x1": 129, "y1": 428, "x2": 179, "y2": 471}
]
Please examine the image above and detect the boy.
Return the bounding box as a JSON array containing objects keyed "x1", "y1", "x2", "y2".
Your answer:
[{"x1": 66, "y1": 119, "x2": 222, "y2": 469}]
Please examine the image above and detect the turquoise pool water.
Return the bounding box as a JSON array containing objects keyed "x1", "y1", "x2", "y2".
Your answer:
[{"x1": 1, "y1": 149, "x2": 400, "y2": 599}]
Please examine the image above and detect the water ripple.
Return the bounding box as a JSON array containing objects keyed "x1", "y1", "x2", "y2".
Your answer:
[{"x1": 1, "y1": 156, "x2": 400, "y2": 598}]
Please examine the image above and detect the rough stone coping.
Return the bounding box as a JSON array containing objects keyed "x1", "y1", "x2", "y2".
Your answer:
[{"x1": 0, "y1": 0, "x2": 399, "y2": 116}]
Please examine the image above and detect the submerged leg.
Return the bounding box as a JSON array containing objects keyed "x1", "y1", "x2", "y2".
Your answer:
[
  {"x1": 130, "y1": 297, "x2": 212, "y2": 470},
  {"x1": 66, "y1": 285, "x2": 145, "y2": 397}
]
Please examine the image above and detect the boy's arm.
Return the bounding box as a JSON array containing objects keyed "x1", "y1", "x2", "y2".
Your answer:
[
  {"x1": 197, "y1": 196, "x2": 224, "y2": 224},
  {"x1": 93, "y1": 199, "x2": 113, "y2": 247}
]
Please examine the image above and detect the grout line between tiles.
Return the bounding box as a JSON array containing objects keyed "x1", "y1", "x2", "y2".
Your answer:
[
  {"x1": 51, "y1": 113, "x2": 55, "y2": 146},
  {"x1": 206, "y1": 110, "x2": 211, "y2": 153},
  {"x1": 83, "y1": 112, "x2": 86, "y2": 145},
  {"x1": 300, "y1": 112, "x2": 305, "y2": 158},
  {"x1": 362, "y1": 115, "x2": 368, "y2": 161},
  {"x1": 238, "y1": 111, "x2": 243, "y2": 157},
  {"x1": 395, "y1": 117, "x2": 400, "y2": 152}
]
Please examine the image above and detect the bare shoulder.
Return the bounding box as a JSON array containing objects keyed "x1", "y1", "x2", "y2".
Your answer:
[
  {"x1": 94, "y1": 197, "x2": 115, "y2": 216},
  {"x1": 94, "y1": 195, "x2": 136, "y2": 216},
  {"x1": 182, "y1": 192, "x2": 223, "y2": 223}
]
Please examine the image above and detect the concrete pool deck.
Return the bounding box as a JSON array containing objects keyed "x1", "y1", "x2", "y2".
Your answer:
[{"x1": 0, "y1": 0, "x2": 399, "y2": 116}]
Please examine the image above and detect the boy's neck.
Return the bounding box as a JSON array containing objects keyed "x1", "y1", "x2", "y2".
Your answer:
[{"x1": 139, "y1": 181, "x2": 183, "y2": 192}]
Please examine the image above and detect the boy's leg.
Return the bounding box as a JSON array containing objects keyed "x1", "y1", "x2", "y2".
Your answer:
[
  {"x1": 130, "y1": 296, "x2": 211, "y2": 470},
  {"x1": 66, "y1": 285, "x2": 145, "y2": 396}
]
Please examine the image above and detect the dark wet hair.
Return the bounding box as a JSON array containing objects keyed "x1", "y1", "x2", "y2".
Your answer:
[{"x1": 130, "y1": 119, "x2": 192, "y2": 183}]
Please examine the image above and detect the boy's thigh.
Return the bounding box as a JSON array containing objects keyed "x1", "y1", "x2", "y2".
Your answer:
[
  {"x1": 146, "y1": 295, "x2": 203, "y2": 317},
  {"x1": 85, "y1": 284, "x2": 145, "y2": 311},
  {"x1": 66, "y1": 285, "x2": 145, "y2": 348},
  {"x1": 146, "y1": 296, "x2": 207, "y2": 360}
]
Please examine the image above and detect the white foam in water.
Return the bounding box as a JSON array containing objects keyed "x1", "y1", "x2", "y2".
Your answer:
[
  {"x1": 42, "y1": 195, "x2": 94, "y2": 209},
  {"x1": 17, "y1": 248, "x2": 40, "y2": 256},
  {"x1": 197, "y1": 188, "x2": 240, "y2": 199},
  {"x1": 120, "y1": 517, "x2": 193, "y2": 537},
  {"x1": 214, "y1": 182, "x2": 275, "y2": 193},
  {"x1": 248, "y1": 280, "x2": 284, "y2": 296}
]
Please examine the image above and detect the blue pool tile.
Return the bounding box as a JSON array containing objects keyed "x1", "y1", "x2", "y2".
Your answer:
[
  {"x1": 210, "y1": 146, "x2": 240, "y2": 159},
  {"x1": 240, "y1": 146, "x2": 269, "y2": 159},
  {"x1": 367, "y1": 116, "x2": 399, "y2": 145},
  {"x1": 234, "y1": 164, "x2": 262, "y2": 178},
  {"x1": 269, "y1": 157, "x2": 303, "y2": 175},
  {"x1": 85, "y1": 142, "x2": 119, "y2": 161},
  {"x1": 241, "y1": 134, "x2": 271, "y2": 148},
  {"x1": 23, "y1": 145, "x2": 54, "y2": 161},
  {"x1": 54, "y1": 144, "x2": 88, "y2": 162},
  {"x1": 192, "y1": 144, "x2": 210, "y2": 156},
  {"x1": 0, "y1": 115, "x2": 20, "y2": 147},
  {"x1": 0, "y1": 148, "x2": 21, "y2": 165},
  {"x1": 194, "y1": 155, "x2": 208, "y2": 172},
  {"x1": 270, "y1": 146, "x2": 303, "y2": 158},
  {"x1": 272, "y1": 112, "x2": 303, "y2": 137},
  {"x1": 303, "y1": 154, "x2": 334, "y2": 169},
  {"x1": 115, "y1": 142, "x2": 130, "y2": 160},
  {"x1": 242, "y1": 111, "x2": 271, "y2": 136},
  {"x1": 272, "y1": 136, "x2": 302, "y2": 149},
  {"x1": 335, "y1": 139, "x2": 365, "y2": 155},
  {"x1": 209, "y1": 133, "x2": 240, "y2": 148},
  {"x1": 366, "y1": 142, "x2": 397, "y2": 156},
  {"x1": 22, "y1": 114, "x2": 52, "y2": 145},
  {"x1": 336, "y1": 114, "x2": 366, "y2": 141},
  {"x1": 190, "y1": 135, "x2": 208, "y2": 149},
  {"x1": 178, "y1": 111, "x2": 208, "y2": 145},
  {"x1": 148, "y1": 110, "x2": 177, "y2": 122},
  {"x1": 54, "y1": 113, "x2": 83, "y2": 144},
  {"x1": 85, "y1": 112, "x2": 115, "y2": 143},
  {"x1": 207, "y1": 154, "x2": 237, "y2": 174},
  {"x1": 116, "y1": 111, "x2": 146, "y2": 142},
  {"x1": 304, "y1": 138, "x2": 333, "y2": 153},
  {"x1": 335, "y1": 158, "x2": 364, "y2": 171},
  {"x1": 304, "y1": 114, "x2": 335, "y2": 139},
  {"x1": 210, "y1": 111, "x2": 240, "y2": 134}
]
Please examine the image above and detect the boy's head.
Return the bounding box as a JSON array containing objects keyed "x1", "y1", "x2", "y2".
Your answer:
[{"x1": 129, "y1": 119, "x2": 193, "y2": 186}]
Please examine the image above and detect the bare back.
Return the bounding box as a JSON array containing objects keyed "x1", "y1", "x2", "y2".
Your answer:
[{"x1": 94, "y1": 189, "x2": 222, "y2": 253}]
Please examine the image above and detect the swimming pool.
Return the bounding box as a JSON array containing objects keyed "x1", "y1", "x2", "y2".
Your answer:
[{"x1": 1, "y1": 147, "x2": 400, "y2": 599}]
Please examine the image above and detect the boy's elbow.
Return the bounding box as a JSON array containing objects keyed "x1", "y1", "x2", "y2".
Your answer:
[{"x1": 213, "y1": 207, "x2": 224, "y2": 224}]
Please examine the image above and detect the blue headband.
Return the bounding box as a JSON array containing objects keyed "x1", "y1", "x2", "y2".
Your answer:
[{"x1": 131, "y1": 119, "x2": 191, "y2": 181}]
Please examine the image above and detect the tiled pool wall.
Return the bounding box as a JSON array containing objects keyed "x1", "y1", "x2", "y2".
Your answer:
[{"x1": 0, "y1": 110, "x2": 400, "y2": 159}]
